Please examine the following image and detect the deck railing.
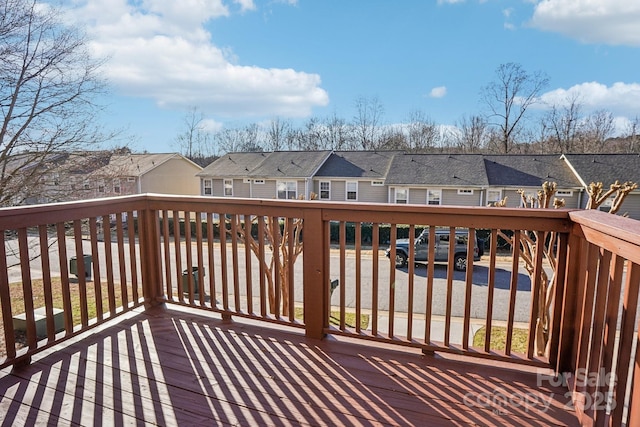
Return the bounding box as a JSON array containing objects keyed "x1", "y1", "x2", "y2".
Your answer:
[{"x1": 0, "y1": 194, "x2": 638, "y2": 426}]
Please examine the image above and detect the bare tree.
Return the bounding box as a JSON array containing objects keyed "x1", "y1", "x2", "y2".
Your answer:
[
  {"x1": 323, "y1": 112, "x2": 355, "y2": 150},
  {"x1": 264, "y1": 117, "x2": 292, "y2": 152},
  {"x1": 353, "y1": 96, "x2": 384, "y2": 150},
  {"x1": 455, "y1": 115, "x2": 488, "y2": 153},
  {"x1": 541, "y1": 95, "x2": 582, "y2": 153},
  {"x1": 215, "y1": 123, "x2": 262, "y2": 154},
  {"x1": 174, "y1": 106, "x2": 217, "y2": 164},
  {"x1": 0, "y1": 0, "x2": 114, "y2": 206},
  {"x1": 481, "y1": 63, "x2": 549, "y2": 153},
  {"x1": 405, "y1": 110, "x2": 440, "y2": 152},
  {"x1": 623, "y1": 116, "x2": 640, "y2": 153},
  {"x1": 580, "y1": 110, "x2": 615, "y2": 152}
]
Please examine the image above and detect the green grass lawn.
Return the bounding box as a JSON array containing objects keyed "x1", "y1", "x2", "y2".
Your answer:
[
  {"x1": 294, "y1": 307, "x2": 369, "y2": 329},
  {"x1": 473, "y1": 326, "x2": 529, "y2": 354}
]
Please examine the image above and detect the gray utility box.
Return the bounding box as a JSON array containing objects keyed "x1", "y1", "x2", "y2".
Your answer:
[
  {"x1": 182, "y1": 267, "x2": 205, "y2": 294},
  {"x1": 13, "y1": 307, "x2": 65, "y2": 338},
  {"x1": 70, "y1": 255, "x2": 92, "y2": 280}
]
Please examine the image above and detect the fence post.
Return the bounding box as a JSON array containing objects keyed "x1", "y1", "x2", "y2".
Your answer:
[
  {"x1": 555, "y1": 232, "x2": 582, "y2": 374},
  {"x1": 302, "y1": 207, "x2": 327, "y2": 339},
  {"x1": 139, "y1": 205, "x2": 163, "y2": 307}
]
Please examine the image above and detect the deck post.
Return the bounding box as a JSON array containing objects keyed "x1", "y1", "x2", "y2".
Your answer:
[
  {"x1": 555, "y1": 232, "x2": 582, "y2": 374},
  {"x1": 302, "y1": 207, "x2": 327, "y2": 339},
  {"x1": 139, "y1": 205, "x2": 163, "y2": 307}
]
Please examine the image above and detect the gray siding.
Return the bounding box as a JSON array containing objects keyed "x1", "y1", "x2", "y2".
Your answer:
[
  {"x1": 442, "y1": 189, "x2": 481, "y2": 207},
  {"x1": 332, "y1": 181, "x2": 346, "y2": 201},
  {"x1": 408, "y1": 188, "x2": 427, "y2": 204},
  {"x1": 617, "y1": 193, "x2": 640, "y2": 220},
  {"x1": 235, "y1": 180, "x2": 250, "y2": 198},
  {"x1": 252, "y1": 180, "x2": 277, "y2": 199},
  {"x1": 359, "y1": 182, "x2": 387, "y2": 203}
]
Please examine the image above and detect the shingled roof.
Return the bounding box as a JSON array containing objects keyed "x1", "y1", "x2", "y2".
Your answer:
[
  {"x1": 385, "y1": 154, "x2": 488, "y2": 186},
  {"x1": 315, "y1": 151, "x2": 398, "y2": 179},
  {"x1": 562, "y1": 154, "x2": 640, "y2": 187},
  {"x1": 197, "y1": 152, "x2": 269, "y2": 177},
  {"x1": 248, "y1": 151, "x2": 331, "y2": 178},
  {"x1": 484, "y1": 155, "x2": 581, "y2": 188}
]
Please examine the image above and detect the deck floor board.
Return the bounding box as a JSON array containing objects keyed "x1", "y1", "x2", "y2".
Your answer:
[{"x1": 0, "y1": 305, "x2": 579, "y2": 426}]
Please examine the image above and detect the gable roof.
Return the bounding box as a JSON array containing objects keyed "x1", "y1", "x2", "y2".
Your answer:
[
  {"x1": 385, "y1": 154, "x2": 488, "y2": 186},
  {"x1": 98, "y1": 153, "x2": 201, "y2": 177},
  {"x1": 314, "y1": 151, "x2": 398, "y2": 179},
  {"x1": 484, "y1": 155, "x2": 581, "y2": 188},
  {"x1": 198, "y1": 152, "x2": 269, "y2": 177},
  {"x1": 562, "y1": 154, "x2": 640, "y2": 188},
  {"x1": 249, "y1": 150, "x2": 331, "y2": 178}
]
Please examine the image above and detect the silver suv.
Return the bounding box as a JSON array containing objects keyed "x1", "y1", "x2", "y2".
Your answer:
[{"x1": 385, "y1": 228, "x2": 480, "y2": 271}]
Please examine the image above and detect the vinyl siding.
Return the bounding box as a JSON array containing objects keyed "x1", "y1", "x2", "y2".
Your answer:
[
  {"x1": 408, "y1": 188, "x2": 427, "y2": 205},
  {"x1": 359, "y1": 182, "x2": 388, "y2": 203},
  {"x1": 140, "y1": 158, "x2": 201, "y2": 195},
  {"x1": 442, "y1": 189, "x2": 481, "y2": 207},
  {"x1": 252, "y1": 180, "x2": 277, "y2": 199}
]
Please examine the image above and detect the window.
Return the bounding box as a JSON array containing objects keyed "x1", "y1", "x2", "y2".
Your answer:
[
  {"x1": 98, "y1": 180, "x2": 105, "y2": 193},
  {"x1": 346, "y1": 181, "x2": 358, "y2": 201},
  {"x1": 224, "y1": 179, "x2": 233, "y2": 196},
  {"x1": 253, "y1": 179, "x2": 265, "y2": 184},
  {"x1": 319, "y1": 181, "x2": 330, "y2": 200},
  {"x1": 457, "y1": 189, "x2": 474, "y2": 195},
  {"x1": 277, "y1": 181, "x2": 297, "y2": 199},
  {"x1": 83, "y1": 180, "x2": 90, "y2": 190},
  {"x1": 427, "y1": 189, "x2": 441, "y2": 205},
  {"x1": 599, "y1": 196, "x2": 615, "y2": 212},
  {"x1": 127, "y1": 177, "x2": 135, "y2": 182},
  {"x1": 520, "y1": 192, "x2": 539, "y2": 208},
  {"x1": 486, "y1": 189, "x2": 502, "y2": 204},
  {"x1": 113, "y1": 179, "x2": 121, "y2": 194},
  {"x1": 371, "y1": 180, "x2": 384, "y2": 186},
  {"x1": 203, "y1": 179, "x2": 212, "y2": 195},
  {"x1": 395, "y1": 188, "x2": 408, "y2": 204},
  {"x1": 556, "y1": 190, "x2": 573, "y2": 197}
]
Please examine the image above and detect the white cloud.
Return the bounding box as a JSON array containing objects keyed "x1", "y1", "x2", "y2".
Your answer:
[
  {"x1": 429, "y1": 86, "x2": 447, "y2": 98},
  {"x1": 538, "y1": 82, "x2": 640, "y2": 113},
  {"x1": 67, "y1": 0, "x2": 328, "y2": 118},
  {"x1": 530, "y1": 0, "x2": 640, "y2": 46},
  {"x1": 233, "y1": 0, "x2": 256, "y2": 12}
]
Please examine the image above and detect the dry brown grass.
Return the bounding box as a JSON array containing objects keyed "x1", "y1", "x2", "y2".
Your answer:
[{"x1": 1, "y1": 277, "x2": 141, "y2": 358}]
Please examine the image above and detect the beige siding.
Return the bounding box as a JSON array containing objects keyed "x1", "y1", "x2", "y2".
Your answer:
[{"x1": 140, "y1": 158, "x2": 201, "y2": 195}]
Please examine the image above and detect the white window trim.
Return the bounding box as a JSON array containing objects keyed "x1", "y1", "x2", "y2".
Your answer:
[
  {"x1": 276, "y1": 180, "x2": 297, "y2": 200},
  {"x1": 223, "y1": 179, "x2": 233, "y2": 197},
  {"x1": 203, "y1": 179, "x2": 212, "y2": 195},
  {"x1": 319, "y1": 181, "x2": 331, "y2": 200},
  {"x1": 127, "y1": 177, "x2": 135, "y2": 182},
  {"x1": 427, "y1": 189, "x2": 442, "y2": 205},
  {"x1": 371, "y1": 180, "x2": 384, "y2": 186},
  {"x1": 394, "y1": 187, "x2": 409, "y2": 204},
  {"x1": 346, "y1": 181, "x2": 358, "y2": 201},
  {"x1": 98, "y1": 180, "x2": 105, "y2": 193},
  {"x1": 556, "y1": 190, "x2": 573, "y2": 197},
  {"x1": 253, "y1": 179, "x2": 265, "y2": 184},
  {"x1": 113, "y1": 179, "x2": 121, "y2": 194},
  {"x1": 457, "y1": 189, "x2": 474, "y2": 195},
  {"x1": 486, "y1": 189, "x2": 503, "y2": 203}
]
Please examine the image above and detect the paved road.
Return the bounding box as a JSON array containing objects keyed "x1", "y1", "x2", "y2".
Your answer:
[{"x1": 7, "y1": 236, "x2": 535, "y2": 323}]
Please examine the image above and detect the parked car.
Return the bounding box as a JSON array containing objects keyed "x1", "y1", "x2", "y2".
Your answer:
[{"x1": 385, "y1": 228, "x2": 480, "y2": 271}]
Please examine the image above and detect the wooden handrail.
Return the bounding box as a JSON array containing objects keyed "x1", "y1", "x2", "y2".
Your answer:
[{"x1": 1, "y1": 194, "x2": 638, "y2": 426}]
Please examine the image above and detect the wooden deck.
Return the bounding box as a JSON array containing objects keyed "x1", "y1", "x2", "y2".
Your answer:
[{"x1": 0, "y1": 305, "x2": 579, "y2": 426}]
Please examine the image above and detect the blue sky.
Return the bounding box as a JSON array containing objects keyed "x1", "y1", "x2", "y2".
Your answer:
[{"x1": 63, "y1": 0, "x2": 640, "y2": 153}]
